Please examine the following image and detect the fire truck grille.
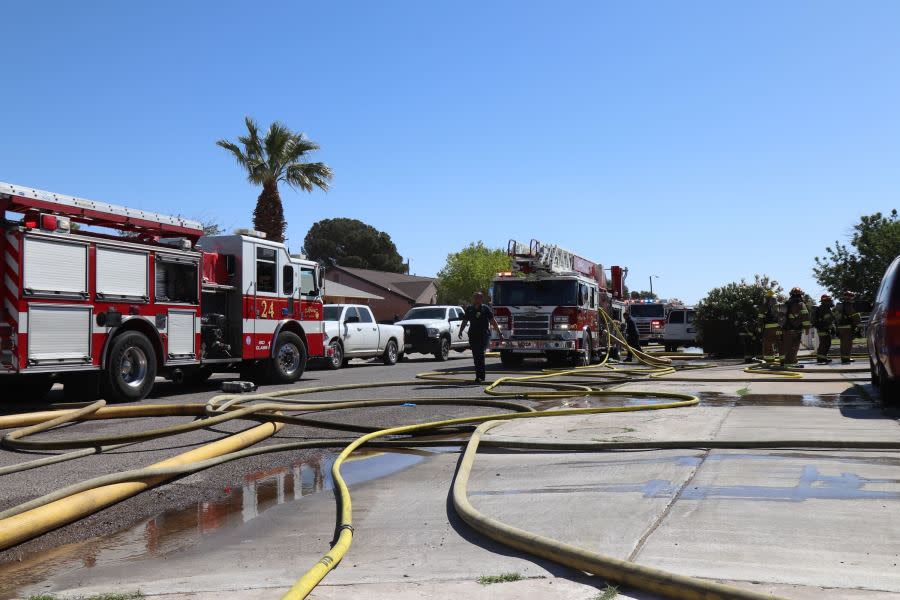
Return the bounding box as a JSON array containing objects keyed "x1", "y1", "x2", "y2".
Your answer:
[
  {"x1": 513, "y1": 314, "x2": 550, "y2": 339},
  {"x1": 637, "y1": 323, "x2": 651, "y2": 335},
  {"x1": 403, "y1": 325, "x2": 428, "y2": 346}
]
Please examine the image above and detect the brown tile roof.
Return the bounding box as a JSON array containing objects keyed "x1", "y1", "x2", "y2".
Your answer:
[{"x1": 332, "y1": 266, "x2": 435, "y2": 303}]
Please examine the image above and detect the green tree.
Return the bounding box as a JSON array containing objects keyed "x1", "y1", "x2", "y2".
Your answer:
[
  {"x1": 695, "y1": 274, "x2": 784, "y2": 340},
  {"x1": 629, "y1": 290, "x2": 658, "y2": 301},
  {"x1": 217, "y1": 117, "x2": 332, "y2": 243},
  {"x1": 303, "y1": 218, "x2": 405, "y2": 272},
  {"x1": 436, "y1": 242, "x2": 512, "y2": 304},
  {"x1": 813, "y1": 210, "x2": 900, "y2": 301}
]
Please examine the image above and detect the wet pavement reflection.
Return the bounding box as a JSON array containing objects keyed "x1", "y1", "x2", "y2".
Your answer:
[{"x1": 0, "y1": 448, "x2": 436, "y2": 598}]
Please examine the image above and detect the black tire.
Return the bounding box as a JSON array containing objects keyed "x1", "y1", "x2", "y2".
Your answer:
[
  {"x1": 102, "y1": 331, "x2": 157, "y2": 402},
  {"x1": 63, "y1": 372, "x2": 100, "y2": 402},
  {"x1": 382, "y1": 339, "x2": 399, "y2": 365},
  {"x1": 434, "y1": 336, "x2": 451, "y2": 361},
  {"x1": 500, "y1": 350, "x2": 524, "y2": 369},
  {"x1": 327, "y1": 340, "x2": 344, "y2": 370},
  {"x1": 878, "y1": 363, "x2": 900, "y2": 404},
  {"x1": 265, "y1": 331, "x2": 307, "y2": 384},
  {"x1": 7, "y1": 375, "x2": 54, "y2": 401}
]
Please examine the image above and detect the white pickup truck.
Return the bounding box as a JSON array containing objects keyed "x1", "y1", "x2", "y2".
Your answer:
[
  {"x1": 322, "y1": 304, "x2": 405, "y2": 370},
  {"x1": 395, "y1": 305, "x2": 468, "y2": 361}
]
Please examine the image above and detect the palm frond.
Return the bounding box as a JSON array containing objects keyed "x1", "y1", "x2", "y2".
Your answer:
[
  {"x1": 240, "y1": 116, "x2": 263, "y2": 159},
  {"x1": 283, "y1": 162, "x2": 333, "y2": 192}
]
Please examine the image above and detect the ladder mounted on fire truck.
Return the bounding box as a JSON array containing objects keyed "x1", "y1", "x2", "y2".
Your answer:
[
  {"x1": 0, "y1": 181, "x2": 204, "y2": 242},
  {"x1": 507, "y1": 239, "x2": 601, "y2": 279}
]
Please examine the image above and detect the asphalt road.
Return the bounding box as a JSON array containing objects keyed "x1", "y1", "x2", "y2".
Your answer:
[{"x1": 0, "y1": 350, "x2": 513, "y2": 566}]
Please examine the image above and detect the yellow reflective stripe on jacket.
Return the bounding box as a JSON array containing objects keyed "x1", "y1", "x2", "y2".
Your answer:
[{"x1": 764, "y1": 323, "x2": 779, "y2": 329}]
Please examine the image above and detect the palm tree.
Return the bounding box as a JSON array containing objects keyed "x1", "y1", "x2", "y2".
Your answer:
[{"x1": 217, "y1": 117, "x2": 333, "y2": 242}]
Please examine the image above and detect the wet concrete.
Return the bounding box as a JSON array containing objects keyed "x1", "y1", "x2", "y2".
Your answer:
[{"x1": 0, "y1": 448, "x2": 439, "y2": 599}]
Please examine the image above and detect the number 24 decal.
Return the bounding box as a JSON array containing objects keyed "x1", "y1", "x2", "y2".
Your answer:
[{"x1": 259, "y1": 300, "x2": 276, "y2": 319}]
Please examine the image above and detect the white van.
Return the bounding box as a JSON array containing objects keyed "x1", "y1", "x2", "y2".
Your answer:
[{"x1": 663, "y1": 307, "x2": 697, "y2": 352}]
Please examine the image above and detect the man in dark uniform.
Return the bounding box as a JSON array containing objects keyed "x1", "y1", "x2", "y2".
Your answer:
[
  {"x1": 623, "y1": 310, "x2": 642, "y2": 362},
  {"x1": 814, "y1": 294, "x2": 836, "y2": 364},
  {"x1": 459, "y1": 292, "x2": 503, "y2": 383},
  {"x1": 836, "y1": 290, "x2": 861, "y2": 364},
  {"x1": 735, "y1": 315, "x2": 758, "y2": 363}
]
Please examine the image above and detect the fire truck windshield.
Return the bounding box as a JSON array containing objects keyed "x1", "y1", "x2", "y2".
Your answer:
[
  {"x1": 493, "y1": 280, "x2": 578, "y2": 306},
  {"x1": 629, "y1": 304, "x2": 665, "y2": 318}
]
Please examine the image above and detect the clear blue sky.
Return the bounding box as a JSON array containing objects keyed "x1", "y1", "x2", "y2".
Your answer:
[{"x1": 3, "y1": 1, "x2": 899, "y2": 303}]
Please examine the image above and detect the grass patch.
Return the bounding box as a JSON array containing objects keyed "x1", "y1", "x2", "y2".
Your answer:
[
  {"x1": 477, "y1": 572, "x2": 523, "y2": 585},
  {"x1": 594, "y1": 584, "x2": 619, "y2": 600},
  {"x1": 29, "y1": 593, "x2": 144, "y2": 600},
  {"x1": 736, "y1": 386, "x2": 751, "y2": 396}
]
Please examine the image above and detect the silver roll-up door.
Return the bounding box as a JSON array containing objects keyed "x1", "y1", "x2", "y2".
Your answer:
[
  {"x1": 28, "y1": 305, "x2": 92, "y2": 363},
  {"x1": 96, "y1": 247, "x2": 148, "y2": 300},
  {"x1": 23, "y1": 238, "x2": 87, "y2": 296},
  {"x1": 167, "y1": 310, "x2": 196, "y2": 357}
]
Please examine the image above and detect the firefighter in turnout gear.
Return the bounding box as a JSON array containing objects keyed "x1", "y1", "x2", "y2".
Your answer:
[
  {"x1": 758, "y1": 289, "x2": 781, "y2": 362},
  {"x1": 836, "y1": 290, "x2": 861, "y2": 364},
  {"x1": 814, "y1": 294, "x2": 836, "y2": 364},
  {"x1": 781, "y1": 287, "x2": 811, "y2": 367}
]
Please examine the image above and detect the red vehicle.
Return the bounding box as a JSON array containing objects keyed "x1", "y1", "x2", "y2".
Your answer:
[
  {"x1": 868, "y1": 254, "x2": 900, "y2": 401},
  {"x1": 490, "y1": 239, "x2": 625, "y2": 367},
  {"x1": 1, "y1": 181, "x2": 327, "y2": 402}
]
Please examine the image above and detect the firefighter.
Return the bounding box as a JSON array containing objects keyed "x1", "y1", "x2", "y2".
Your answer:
[
  {"x1": 836, "y1": 290, "x2": 861, "y2": 364},
  {"x1": 757, "y1": 289, "x2": 781, "y2": 362},
  {"x1": 735, "y1": 315, "x2": 758, "y2": 363},
  {"x1": 814, "y1": 294, "x2": 836, "y2": 364},
  {"x1": 458, "y1": 292, "x2": 503, "y2": 383},
  {"x1": 781, "y1": 287, "x2": 811, "y2": 367},
  {"x1": 623, "y1": 310, "x2": 642, "y2": 362}
]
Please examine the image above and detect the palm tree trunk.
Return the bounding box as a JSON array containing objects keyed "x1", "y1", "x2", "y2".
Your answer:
[{"x1": 253, "y1": 180, "x2": 287, "y2": 242}]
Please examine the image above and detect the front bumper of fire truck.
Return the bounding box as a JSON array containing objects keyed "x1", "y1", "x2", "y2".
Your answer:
[{"x1": 490, "y1": 338, "x2": 577, "y2": 353}]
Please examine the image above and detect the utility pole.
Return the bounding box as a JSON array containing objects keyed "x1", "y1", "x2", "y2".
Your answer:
[{"x1": 649, "y1": 275, "x2": 658, "y2": 297}]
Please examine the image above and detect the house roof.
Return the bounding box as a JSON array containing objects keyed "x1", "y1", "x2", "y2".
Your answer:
[
  {"x1": 331, "y1": 266, "x2": 435, "y2": 303},
  {"x1": 323, "y1": 280, "x2": 384, "y2": 301}
]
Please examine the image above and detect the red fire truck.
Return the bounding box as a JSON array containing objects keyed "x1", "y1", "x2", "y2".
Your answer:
[
  {"x1": 1, "y1": 181, "x2": 327, "y2": 402},
  {"x1": 490, "y1": 239, "x2": 625, "y2": 367}
]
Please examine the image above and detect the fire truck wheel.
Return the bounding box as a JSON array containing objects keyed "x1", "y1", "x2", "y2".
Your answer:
[
  {"x1": 327, "y1": 341, "x2": 344, "y2": 370},
  {"x1": 266, "y1": 331, "x2": 307, "y2": 383},
  {"x1": 434, "y1": 336, "x2": 451, "y2": 361},
  {"x1": 63, "y1": 372, "x2": 100, "y2": 402},
  {"x1": 382, "y1": 340, "x2": 399, "y2": 365},
  {"x1": 102, "y1": 331, "x2": 157, "y2": 402},
  {"x1": 7, "y1": 375, "x2": 54, "y2": 401},
  {"x1": 500, "y1": 350, "x2": 524, "y2": 369}
]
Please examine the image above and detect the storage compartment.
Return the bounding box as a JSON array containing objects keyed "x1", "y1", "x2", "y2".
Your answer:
[
  {"x1": 167, "y1": 310, "x2": 196, "y2": 357},
  {"x1": 155, "y1": 257, "x2": 199, "y2": 304},
  {"x1": 96, "y1": 247, "x2": 148, "y2": 301},
  {"x1": 28, "y1": 305, "x2": 91, "y2": 364},
  {"x1": 23, "y1": 238, "x2": 88, "y2": 297}
]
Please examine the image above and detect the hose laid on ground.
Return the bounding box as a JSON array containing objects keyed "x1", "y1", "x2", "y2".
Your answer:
[{"x1": 0, "y1": 318, "x2": 880, "y2": 600}]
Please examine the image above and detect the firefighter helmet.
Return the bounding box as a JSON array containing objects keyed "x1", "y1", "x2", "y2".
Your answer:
[
  {"x1": 790, "y1": 287, "x2": 803, "y2": 297},
  {"x1": 820, "y1": 294, "x2": 832, "y2": 303},
  {"x1": 765, "y1": 289, "x2": 776, "y2": 298},
  {"x1": 842, "y1": 290, "x2": 855, "y2": 299}
]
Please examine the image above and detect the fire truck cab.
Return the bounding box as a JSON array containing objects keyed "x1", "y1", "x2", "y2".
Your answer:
[
  {"x1": 490, "y1": 240, "x2": 625, "y2": 367},
  {"x1": 1, "y1": 182, "x2": 326, "y2": 402}
]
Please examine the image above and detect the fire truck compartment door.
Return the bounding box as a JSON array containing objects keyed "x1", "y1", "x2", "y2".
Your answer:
[
  {"x1": 28, "y1": 305, "x2": 92, "y2": 363},
  {"x1": 96, "y1": 247, "x2": 148, "y2": 300},
  {"x1": 167, "y1": 310, "x2": 196, "y2": 357},
  {"x1": 23, "y1": 238, "x2": 88, "y2": 296}
]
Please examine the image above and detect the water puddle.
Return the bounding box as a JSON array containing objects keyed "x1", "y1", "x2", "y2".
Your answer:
[
  {"x1": 0, "y1": 447, "x2": 444, "y2": 599},
  {"x1": 695, "y1": 391, "x2": 880, "y2": 409}
]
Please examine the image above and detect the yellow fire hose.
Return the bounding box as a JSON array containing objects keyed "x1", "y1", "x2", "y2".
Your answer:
[{"x1": 0, "y1": 310, "x2": 878, "y2": 600}]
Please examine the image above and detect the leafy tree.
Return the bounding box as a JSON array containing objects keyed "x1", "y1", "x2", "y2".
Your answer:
[
  {"x1": 217, "y1": 117, "x2": 332, "y2": 242},
  {"x1": 303, "y1": 218, "x2": 405, "y2": 272},
  {"x1": 436, "y1": 242, "x2": 512, "y2": 304},
  {"x1": 695, "y1": 274, "x2": 784, "y2": 341},
  {"x1": 813, "y1": 210, "x2": 900, "y2": 301},
  {"x1": 629, "y1": 290, "x2": 658, "y2": 301}
]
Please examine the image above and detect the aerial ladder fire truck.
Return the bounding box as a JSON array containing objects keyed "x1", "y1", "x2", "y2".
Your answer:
[
  {"x1": 1, "y1": 181, "x2": 327, "y2": 402},
  {"x1": 490, "y1": 239, "x2": 625, "y2": 367}
]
